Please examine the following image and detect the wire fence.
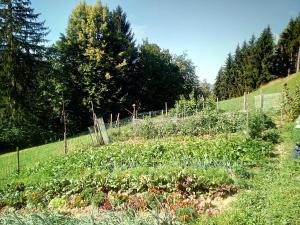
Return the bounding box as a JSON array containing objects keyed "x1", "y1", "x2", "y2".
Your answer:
[{"x1": 254, "y1": 93, "x2": 282, "y2": 112}]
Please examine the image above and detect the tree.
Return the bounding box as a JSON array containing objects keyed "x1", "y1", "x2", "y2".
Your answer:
[
  {"x1": 172, "y1": 53, "x2": 198, "y2": 98},
  {"x1": 0, "y1": 0, "x2": 48, "y2": 122},
  {"x1": 135, "y1": 40, "x2": 184, "y2": 111},
  {"x1": 256, "y1": 26, "x2": 275, "y2": 85},
  {"x1": 277, "y1": 15, "x2": 300, "y2": 75},
  {"x1": 0, "y1": 0, "x2": 51, "y2": 149},
  {"x1": 55, "y1": 1, "x2": 138, "y2": 130}
]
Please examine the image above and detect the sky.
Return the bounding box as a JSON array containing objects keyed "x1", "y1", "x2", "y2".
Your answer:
[{"x1": 31, "y1": 0, "x2": 300, "y2": 83}]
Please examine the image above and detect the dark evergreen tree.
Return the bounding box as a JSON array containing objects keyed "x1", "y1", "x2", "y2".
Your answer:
[
  {"x1": 277, "y1": 15, "x2": 300, "y2": 75},
  {"x1": 256, "y1": 26, "x2": 275, "y2": 86},
  {"x1": 0, "y1": 0, "x2": 48, "y2": 121}
]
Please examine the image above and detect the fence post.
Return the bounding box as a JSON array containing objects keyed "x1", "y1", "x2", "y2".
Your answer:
[
  {"x1": 280, "y1": 107, "x2": 283, "y2": 125},
  {"x1": 165, "y1": 102, "x2": 168, "y2": 116},
  {"x1": 62, "y1": 94, "x2": 67, "y2": 154},
  {"x1": 260, "y1": 94, "x2": 264, "y2": 112},
  {"x1": 117, "y1": 113, "x2": 120, "y2": 135},
  {"x1": 246, "y1": 92, "x2": 250, "y2": 136},
  {"x1": 243, "y1": 92, "x2": 246, "y2": 111},
  {"x1": 132, "y1": 104, "x2": 136, "y2": 122},
  {"x1": 110, "y1": 113, "x2": 113, "y2": 128},
  {"x1": 217, "y1": 97, "x2": 219, "y2": 111},
  {"x1": 91, "y1": 101, "x2": 102, "y2": 145},
  {"x1": 16, "y1": 147, "x2": 20, "y2": 174}
]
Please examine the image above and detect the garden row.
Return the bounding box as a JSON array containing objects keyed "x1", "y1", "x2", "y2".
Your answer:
[
  {"x1": 110, "y1": 110, "x2": 279, "y2": 142},
  {"x1": 0, "y1": 112, "x2": 279, "y2": 222}
]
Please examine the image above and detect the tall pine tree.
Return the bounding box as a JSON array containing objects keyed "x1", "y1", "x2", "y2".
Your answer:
[{"x1": 0, "y1": 0, "x2": 48, "y2": 122}]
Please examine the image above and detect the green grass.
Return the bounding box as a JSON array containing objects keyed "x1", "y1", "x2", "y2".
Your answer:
[
  {"x1": 219, "y1": 72, "x2": 300, "y2": 112},
  {"x1": 0, "y1": 134, "x2": 91, "y2": 186},
  {"x1": 194, "y1": 124, "x2": 300, "y2": 225},
  {"x1": 0, "y1": 122, "x2": 135, "y2": 187}
]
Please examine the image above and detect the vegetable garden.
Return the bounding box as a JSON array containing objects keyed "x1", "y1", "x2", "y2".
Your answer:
[{"x1": 0, "y1": 107, "x2": 282, "y2": 224}]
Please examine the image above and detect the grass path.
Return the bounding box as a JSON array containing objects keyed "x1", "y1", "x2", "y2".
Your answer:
[{"x1": 194, "y1": 124, "x2": 300, "y2": 225}]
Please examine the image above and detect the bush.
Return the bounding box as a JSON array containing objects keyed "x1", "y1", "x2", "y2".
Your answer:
[
  {"x1": 248, "y1": 112, "x2": 279, "y2": 143},
  {"x1": 282, "y1": 83, "x2": 300, "y2": 121}
]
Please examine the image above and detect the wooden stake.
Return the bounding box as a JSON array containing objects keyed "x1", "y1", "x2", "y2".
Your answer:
[
  {"x1": 16, "y1": 147, "x2": 20, "y2": 174},
  {"x1": 280, "y1": 107, "x2": 283, "y2": 125},
  {"x1": 91, "y1": 102, "x2": 102, "y2": 145},
  {"x1": 246, "y1": 107, "x2": 249, "y2": 136},
  {"x1": 243, "y1": 92, "x2": 246, "y2": 111},
  {"x1": 297, "y1": 46, "x2": 300, "y2": 73},
  {"x1": 110, "y1": 113, "x2": 113, "y2": 128},
  {"x1": 88, "y1": 127, "x2": 95, "y2": 145},
  {"x1": 165, "y1": 102, "x2": 168, "y2": 116},
  {"x1": 132, "y1": 104, "x2": 136, "y2": 122},
  {"x1": 62, "y1": 93, "x2": 67, "y2": 154},
  {"x1": 116, "y1": 113, "x2": 120, "y2": 135},
  {"x1": 260, "y1": 94, "x2": 264, "y2": 112}
]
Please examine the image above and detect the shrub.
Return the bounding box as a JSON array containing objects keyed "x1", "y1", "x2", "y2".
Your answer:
[
  {"x1": 282, "y1": 83, "x2": 300, "y2": 121},
  {"x1": 248, "y1": 112, "x2": 278, "y2": 143}
]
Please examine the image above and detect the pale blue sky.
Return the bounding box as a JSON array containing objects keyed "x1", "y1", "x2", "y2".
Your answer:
[{"x1": 31, "y1": 0, "x2": 299, "y2": 83}]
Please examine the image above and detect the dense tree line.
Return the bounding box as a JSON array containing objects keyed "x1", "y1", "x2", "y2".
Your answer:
[
  {"x1": 0, "y1": 0, "x2": 202, "y2": 150},
  {"x1": 214, "y1": 16, "x2": 300, "y2": 100}
]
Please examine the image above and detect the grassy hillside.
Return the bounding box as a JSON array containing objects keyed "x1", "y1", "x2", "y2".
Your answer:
[
  {"x1": 0, "y1": 134, "x2": 91, "y2": 186},
  {"x1": 219, "y1": 72, "x2": 300, "y2": 112}
]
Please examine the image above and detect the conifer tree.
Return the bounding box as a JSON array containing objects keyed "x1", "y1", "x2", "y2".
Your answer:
[
  {"x1": 256, "y1": 26, "x2": 275, "y2": 85},
  {"x1": 0, "y1": 0, "x2": 48, "y2": 121},
  {"x1": 278, "y1": 15, "x2": 300, "y2": 75}
]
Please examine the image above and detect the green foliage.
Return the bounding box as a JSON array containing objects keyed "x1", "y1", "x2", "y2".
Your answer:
[
  {"x1": 0, "y1": 122, "x2": 48, "y2": 150},
  {"x1": 276, "y1": 15, "x2": 300, "y2": 75},
  {"x1": 134, "y1": 110, "x2": 245, "y2": 139},
  {"x1": 0, "y1": 210, "x2": 176, "y2": 225},
  {"x1": 214, "y1": 15, "x2": 299, "y2": 100},
  {"x1": 282, "y1": 83, "x2": 300, "y2": 121},
  {"x1": 134, "y1": 40, "x2": 186, "y2": 111},
  {"x1": 195, "y1": 125, "x2": 300, "y2": 225},
  {"x1": 48, "y1": 197, "x2": 66, "y2": 210},
  {"x1": 0, "y1": 134, "x2": 275, "y2": 210},
  {"x1": 292, "y1": 125, "x2": 300, "y2": 143},
  {"x1": 248, "y1": 112, "x2": 278, "y2": 143},
  {"x1": 92, "y1": 191, "x2": 106, "y2": 207}
]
